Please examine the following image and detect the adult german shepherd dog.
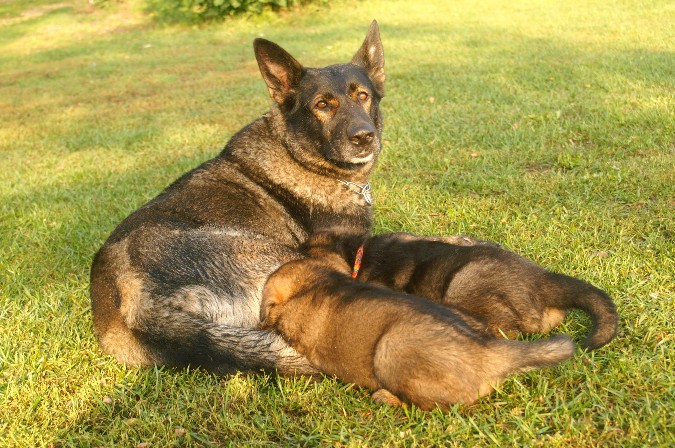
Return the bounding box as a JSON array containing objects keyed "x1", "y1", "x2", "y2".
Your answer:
[{"x1": 90, "y1": 22, "x2": 389, "y2": 375}]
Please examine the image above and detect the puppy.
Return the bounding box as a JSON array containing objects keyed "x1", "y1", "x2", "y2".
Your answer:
[
  {"x1": 260, "y1": 247, "x2": 575, "y2": 409},
  {"x1": 305, "y1": 230, "x2": 618, "y2": 350}
]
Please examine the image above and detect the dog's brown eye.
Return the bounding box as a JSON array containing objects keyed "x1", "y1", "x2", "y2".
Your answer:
[
  {"x1": 316, "y1": 100, "x2": 328, "y2": 109},
  {"x1": 358, "y1": 92, "x2": 368, "y2": 101}
]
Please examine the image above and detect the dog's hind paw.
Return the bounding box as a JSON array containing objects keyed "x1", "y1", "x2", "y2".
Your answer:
[
  {"x1": 440, "y1": 235, "x2": 501, "y2": 247},
  {"x1": 371, "y1": 389, "x2": 403, "y2": 407}
]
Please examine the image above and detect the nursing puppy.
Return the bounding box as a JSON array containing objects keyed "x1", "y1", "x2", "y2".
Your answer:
[
  {"x1": 260, "y1": 246, "x2": 575, "y2": 409},
  {"x1": 306, "y1": 230, "x2": 618, "y2": 350}
]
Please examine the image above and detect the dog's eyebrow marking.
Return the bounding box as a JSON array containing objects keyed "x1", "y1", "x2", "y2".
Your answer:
[{"x1": 349, "y1": 82, "x2": 367, "y2": 93}]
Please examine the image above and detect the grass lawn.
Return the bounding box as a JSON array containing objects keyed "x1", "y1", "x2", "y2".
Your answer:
[{"x1": 1, "y1": 0, "x2": 673, "y2": 446}]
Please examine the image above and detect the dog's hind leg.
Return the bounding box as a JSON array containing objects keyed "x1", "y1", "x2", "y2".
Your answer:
[
  {"x1": 97, "y1": 291, "x2": 317, "y2": 376},
  {"x1": 139, "y1": 313, "x2": 318, "y2": 376},
  {"x1": 91, "y1": 235, "x2": 317, "y2": 376}
]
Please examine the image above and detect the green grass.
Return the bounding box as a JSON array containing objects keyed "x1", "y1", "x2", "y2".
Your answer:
[{"x1": 1, "y1": 0, "x2": 673, "y2": 446}]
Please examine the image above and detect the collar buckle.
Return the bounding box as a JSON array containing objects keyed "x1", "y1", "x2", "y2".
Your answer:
[{"x1": 338, "y1": 180, "x2": 373, "y2": 205}]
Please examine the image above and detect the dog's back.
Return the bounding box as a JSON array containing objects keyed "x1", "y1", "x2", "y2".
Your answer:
[{"x1": 262, "y1": 257, "x2": 575, "y2": 409}]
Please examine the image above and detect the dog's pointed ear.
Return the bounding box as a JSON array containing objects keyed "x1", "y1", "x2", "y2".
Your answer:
[
  {"x1": 254, "y1": 38, "x2": 305, "y2": 104},
  {"x1": 351, "y1": 20, "x2": 385, "y2": 97}
]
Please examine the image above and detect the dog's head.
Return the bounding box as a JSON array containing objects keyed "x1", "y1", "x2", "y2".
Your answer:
[
  {"x1": 254, "y1": 21, "x2": 385, "y2": 172},
  {"x1": 260, "y1": 255, "x2": 352, "y2": 328}
]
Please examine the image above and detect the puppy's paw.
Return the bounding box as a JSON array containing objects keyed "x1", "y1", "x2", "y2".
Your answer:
[{"x1": 371, "y1": 389, "x2": 402, "y2": 407}]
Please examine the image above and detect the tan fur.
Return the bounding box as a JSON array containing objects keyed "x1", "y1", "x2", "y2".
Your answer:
[
  {"x1": 261, "y1": 256, "x2": 575, "y2": 410},
  {"x1": 99, "y1": 322, "x2": 154, "y2": 367},
  {"x1": 90, "y1": 239, "x2": 155, "y2": 366},
  {"x1": 541, "y1": 307, "x2": 567, "y2": 333}
]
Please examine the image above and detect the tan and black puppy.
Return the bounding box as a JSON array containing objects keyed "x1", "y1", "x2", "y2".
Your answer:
[
  {"x1": 305, "y1": 230, "x2": 618, "y2": 350},
  {"x1": 260, "y1": 250, "x2": 575, "y2": 409}
]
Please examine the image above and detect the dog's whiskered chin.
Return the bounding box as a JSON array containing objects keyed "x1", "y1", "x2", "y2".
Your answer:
[
  {"x1": 347, "y1": 153, "x2": 375, "y2": 164},
  {"x1": 328, "y1": 151, "x2": 377, "y2": 169}
]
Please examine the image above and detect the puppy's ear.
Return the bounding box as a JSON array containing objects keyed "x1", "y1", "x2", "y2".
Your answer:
[
  {"x1": 260, "y1": 280, "x2": 279, "y2": 326},
  {"x1": 254, "y1": 38, "x2": 305, "y2": 104},
  {"x1": 260, "y1": 265, "x2": 296, "y2": 325},
  {"x1": 351, "y1": 20, "x2": 385, "y2": 97}
]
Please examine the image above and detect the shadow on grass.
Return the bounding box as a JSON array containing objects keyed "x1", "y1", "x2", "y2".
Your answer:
[{"x1": 48, "y1": 366, "x2": 345, "y2": 446}]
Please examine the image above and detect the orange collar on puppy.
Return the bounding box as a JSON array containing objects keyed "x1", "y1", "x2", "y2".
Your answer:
[{"x1": 352, "y1": 245, "x2": 365, "y2": 279}]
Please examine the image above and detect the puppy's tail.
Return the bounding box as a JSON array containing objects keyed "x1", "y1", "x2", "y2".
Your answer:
[
  {"x1": 542, "y1": 272, "x2": 618, "y2": 350},
  {"x1": 478, "y1": 334, "x2": 574, "y2": 402},
  {"x1": 488, "y1": 335, "x2": 574, "y2": 381}
]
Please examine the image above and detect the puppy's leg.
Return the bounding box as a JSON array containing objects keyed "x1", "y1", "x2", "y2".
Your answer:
[
  {"x1": 384, "y1": 232, "x2": 499, "y2": 247},
  {"x1": 540, "y1": 307, "x2": 567, "y2": 333},
  {"x1": 438, "y1": 235, "x2": 500, "y2": 247}
]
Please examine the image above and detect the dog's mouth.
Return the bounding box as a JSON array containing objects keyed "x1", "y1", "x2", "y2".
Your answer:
[
  {"x1": 345, "y1": 153, "x2": 375, "y2": 165},
  {"x1": 331, "y1": 154, "x2": 375, "y2": 170},
  {"x1": 326, "y1": 144, "x2": 379, "y2": 169}
]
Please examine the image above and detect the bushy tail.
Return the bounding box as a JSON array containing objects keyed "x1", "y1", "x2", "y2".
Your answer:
[
  {"x1": 487, "y1": 335, "x2": 575, "y2": 388},
  {"x1": 543, "y1": 272, "x2": 618, "y2": 350},
  {"x1": 511, "y1": 334, "x2": 576, "y2": 370}
]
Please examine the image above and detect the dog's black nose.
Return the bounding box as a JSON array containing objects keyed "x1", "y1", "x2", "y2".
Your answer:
[{"x1": 349, "y1": 128, "x2": 375, "y2": 146}]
